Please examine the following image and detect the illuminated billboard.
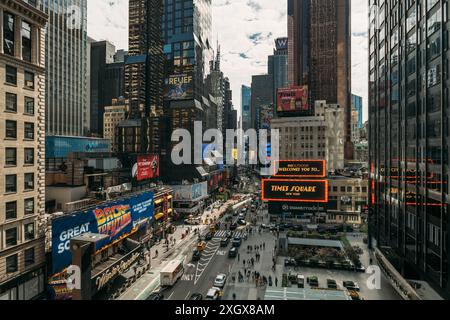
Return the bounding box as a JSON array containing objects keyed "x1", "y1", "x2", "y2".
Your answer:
[
  {"x1": 164, "y1": 73, "x2": 193, "y2": 100},
  {"x1": 262, "y1": 179, "x2": 328, "y2": 203},
  {"x1": 277, "y1": 86, "x2": 309, "y2": 113},
  {"x1": 134, "y1": 155, "x2": 159, "y2": 181},
  {"x1": 274, "y1": 160, "x2": 326, "y2": 178}
]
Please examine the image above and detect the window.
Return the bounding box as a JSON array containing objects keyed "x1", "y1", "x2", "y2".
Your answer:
[
  {"x1": 5, "y1": 148, "x2": 17, "y2": 166},
  {"x1": 5, "y1": 65, "x2": 17, "y2": 85},
  {"x1": 5, "y1": 201, "x2": 17, "y2": 220},
  {"x1": 24, "y1": 248, "x2": 35, "y2": 267},
  {"x1": 24, "y1": 223, "x2": 35, "y2": 241},
  {"x1": 24, "y1": 148, "x2": 34, "y2": 165},
  {"x1": 5, "y1": 93, "x2": 17, "y2": 112},
  {"x1": 24, "y1": 71, "x2": 34, "y2": 89},
  {"x1": 24, "y1": 97, "x2": 34, "y2": 115},
  {"x1": 6, "y1": 255, "x2": 18, "y2": 273},
  {"x1": 5, "y1": 174, "x2": 17, "y2": 193},
  {"x1": 24, "y1": 122, "x2": 34, "y2": 140},
  {"x1": 24, "y1": 173, "x2": 34, "y2": 191},
  {"x1": 24, "y1": 198, "x2": 34, "y2": 215},
  {"x1": 5, "y1": 120, "x2": 17, "y2": 138},
  {"x1": 3, "y1": 11, "x2": 15, "y2": 56},
  {"x1": 22, "y1": 21, "x2": 32, "y2": 62},
  {"x1": 5, "y1": 228, "x2": 17, "y2": 247}
]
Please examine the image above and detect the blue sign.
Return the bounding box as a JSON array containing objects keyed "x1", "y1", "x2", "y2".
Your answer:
[
  {"x1": 46, "y1": 136, "x2": 111, "y2": 159},
  {"x1": 51, "y1": 192, "x2": 154, "y2": 274}
]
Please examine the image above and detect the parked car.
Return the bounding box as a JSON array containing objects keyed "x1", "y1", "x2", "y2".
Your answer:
[
  {"x1": 297, "y1": 275, "x2": 305, "y2": 288},
  {"x1": 343, "y1": 281, "x2": 360, "y2": 292},
  {"x1": 307, "y1": 276, "x2": 319, "y2": 287},
  {"x1": 214, "y1": 274, "x2": 227, "y2": 288},
  {"x1": 232, "y1": 237, "x2": 242, "y2": 247},
  {"x1": 220, "y1": 237, "x2": 230, "y2": 247},
  {"x1": 192, "y1": 249, "x2": 202, "y2": 262},
  {"x1": 189, "y1": 293, "x2": 203, "y2": 300},
  {"x1": 228, "y1": 247, "x2": 238, "y2": 258},
  {"x1": 146, "y1": 292, "x2": 164, "y2": 300},
  {"x1": 327, "y1": 279, "x2": 338, "y2": 289},
  {"x1": 284, "y1": 258, "x2": 296, "y2": 267}
]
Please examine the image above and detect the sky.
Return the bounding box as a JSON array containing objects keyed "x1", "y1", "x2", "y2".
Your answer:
[{"x1": 87, "y1": 0, "x2": 368, "y2": 122}]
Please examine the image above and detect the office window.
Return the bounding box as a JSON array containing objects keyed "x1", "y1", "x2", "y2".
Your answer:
[
  {"x1": 5, "y1": 201, "x2": 17, "y2": 220},
  {"x1": 5, "y1": 120, "x2": 17, "y2": 138},
  {"x1": 5, "y1": 93, "x2": 17, "y2": 112},
  {"x1": 24, "y1": 122, "x2": 34, "y2": 140},
  {"x1": 24, "y1": 173, "x2": 34, "y2": 191},
  {"x1": 6, "y1": 255, "x2": 18, "y2": 273},
  {"x1": 24, "y1": 223, "x2": 35, "y2": 241},
  {"x1": 24, "y1": 71, "x2": 34, "y2": 89},
  {"x1": 5, "y1": 228, "x2": 18, "y2": 247},
  {"x1": 5, "y1": 65, "x2": 17, "y2": 85},
  {"x1": 24, "y1": 97, "x2": 34, "y2": 115},
  {"x1": 5, "y1": 148, "x2": 17, "y2": 166},
  {"x1": 5, "y1": 174, "x2": 17, "y2": 193},
  {"x1": 22, "y1": 21, "x2": 32, "y2": 62},
  {"x1": 24, "y1": 198, "x2": 34, "y2": 215},
  {"x1": 3, "y1": 11, "x2": 15, "y2": 56},
  {"x1": 24, "y1": 248, "x2": 35, "y2": 267},
  {"x1": 24, "y1": 148, "x2": 34, "y2": 165}
]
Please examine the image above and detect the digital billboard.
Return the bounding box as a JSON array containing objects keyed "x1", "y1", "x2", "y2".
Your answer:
[
  {"x1": 172, "y1": 182, "x2": 208, "y2": 201},
  {"x1": 51, "y1": 191, "x2": 154, "y2": 274},
  {"x1": 277, "y1": 86, "x2": 309, "y2": 113},
  {"x1": 274, "y1": 160, "x2": 326, "y2": 178},
  {"x1": 262, "y1": 179, "x2": 328, "y2": 203},
  {"x1": 164, "y1": 73, "x2": 193, "y2": 100},
  {"x1": 134, "y1": 155, "x2": 159, "y2": 181}
]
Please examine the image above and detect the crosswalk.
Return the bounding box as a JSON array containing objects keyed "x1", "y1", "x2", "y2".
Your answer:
[{"x1": 213, "y1": 230, "x2": 246, "y2": 239}]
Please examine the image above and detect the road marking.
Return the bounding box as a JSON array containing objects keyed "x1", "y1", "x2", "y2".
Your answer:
[
  {"x1": 168, "y1": 292, "x2": 174, "y2": 300},
  {"x1": 194, "y1": 241, "x2": 221, "y2": 285},
  {"x1": 185, "y1": 291, "x2": 191, "y2": 300}
]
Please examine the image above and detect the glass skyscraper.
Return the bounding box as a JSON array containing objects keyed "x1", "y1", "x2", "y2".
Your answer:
[
  {"x1": 241, "y1": 85, "x2": 252, "y2": 131},
  {"x1": 39, "y1": 0, "x2": 88, "y2": 136},
  {"x1": 369, "y1": 0, "x2": 450, "y2": 298}
]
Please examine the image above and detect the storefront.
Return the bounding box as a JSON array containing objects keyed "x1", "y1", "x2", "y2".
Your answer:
[{"x1": 0, "y1": 264, "x2": 46, "y2": 300}]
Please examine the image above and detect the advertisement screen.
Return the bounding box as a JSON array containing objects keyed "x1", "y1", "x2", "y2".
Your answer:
[
  {"x1": 172, "y1": 182, "x2": 208, "y2": 201},
  {"x1": 277, "y1": 86, "x2": 309, "y2": 113},
  {"x1": 51, "y1": 191, "x2": 154, "y2": 274},
  {"x1": 259, "y1": 106, "x2": 274, "y2": 130},
  {"x1": 268, "y1": 202, "x2": 326, "y2": 215},
  {"x1": 274, "y1": 160, "x2": 326, "y2": 178},
  {"x1": 262, "y1": 179, "x2": 328, "y2": 203},
  {"x1": 136, "y1": 155, "x2": 159, "y2": 181},
  {"x1": 164, "y1": 73, "x2": 193, "y2": 100}
]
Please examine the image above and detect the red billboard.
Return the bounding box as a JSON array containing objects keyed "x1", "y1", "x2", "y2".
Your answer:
[
  {"x1": 277, "y1": 86, "x2": 309, "y2": 113},
  {"x1": 136, "y1": 155, "x2": 159, "y2": 181}
]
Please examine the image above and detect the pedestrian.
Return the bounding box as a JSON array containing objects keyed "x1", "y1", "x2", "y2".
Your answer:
[
  {"x1": 238, "y1": 253, "x2": 240, "y2": 262},
  {"x1": 263, "y1": 242, "x2": 266, "y2": 250},
  {"x1": 275, "y1": 277, "x2": 278, "y2": 287},
  {"x1": 243, "y1": 260, "x2": 246, "y2": 267}
]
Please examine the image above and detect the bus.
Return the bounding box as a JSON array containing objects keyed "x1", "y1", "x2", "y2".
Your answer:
[{"x1": 160, "y1": 259, "x2": 184, "y2": 287}]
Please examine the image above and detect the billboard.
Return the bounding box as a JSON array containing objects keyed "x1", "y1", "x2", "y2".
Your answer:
[
  {"x1": 164, "y1": 73, "x2": 193, "y2": 100},
  {"x1": 277, "y1": 86, "x2": 309, "y2": 113},
  {"x1": 172, "y1": 182, "x2": 208, "y2": 201},
  {"x1": 268, "y1": 202, "x2": 326, "y2": 215},
  {"x1": 274, "y1": 160, "x2": 326, "y2": 178},
  {"x1": 51, "y1": 191, "x2": 154, "y2": 274},
  {"x1": 262, "y1": 179, "x2": 328, "y2": 203},
  {"x1": 134, "y1": 155, "x2": 159, "y2": 181},
  {"x1": 259, "y1": 106, "x2": 274, "y2": 130}
]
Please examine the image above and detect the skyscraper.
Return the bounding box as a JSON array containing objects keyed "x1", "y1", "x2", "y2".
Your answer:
[
  {"x1": 0, "y1": 0, "x2": 48, "y2": 299},
  {"x1": 369, "y1": 0, "x2": 449, "y2": 298},
  {"x1": 40, "y1": 0, "x2": 88, "y2": 136},
  {"x1": 288, "y1": 0, "x2": 352, "y2": 159},
  {"x1": 241, "y1": 85, "x2": 252, "y2": 131},
  {"x1": 351, "y1": 94, "x2": 363, "y2": 129},
  {"x1": 270, "y1": 37, "x2": 289, "y2": 110}
]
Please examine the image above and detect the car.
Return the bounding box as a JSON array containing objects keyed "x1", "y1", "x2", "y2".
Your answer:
[
  {"x1": 185, "y1": 218, "x2": 201, "y2": 225},
  {"x1": 192, "y1": 249, "x2": 202, "y2": 262},
  {"x1": 297, "y1": 275, "x2": 305, "y2": 288},
  {"x1": 197, "y1": 241, "x2": 206, "y2": 252},
  {"x1": 327, "y1": 279, "x2": 338, "y2": 289},
  {"x1": 220, "y1": 237, "x2": 230, "y2": 247},
  {"x1": 269, "y1": 224, "x2": 277, "y2": 231},
  {"x1": 205, "y1": 232, "x2": 213, "y2": 241},
  {"x1": 205, "y1": 287, "x2": 222, "y2": 300},
  {"x1": 189, "y1": 293, "x2": 203, "y2": 300},
  {"x1": 229, "y1": 223, "x2": 238, "y2": 231},
  {"x1": 214, "y1": 274, "x2": 227, "y2": 288},
  {"x1": 307, "y1": 276, "x2": 319, "y2": 287},
  {"x1": 228, "y1": 247, "x2": 238, "y2": 258},
  {"x1": 284, "y1": 258, "x2": 296, "y2": 267},
  {"x1": 343, "y1": 281, "x2": 360, "y2": 292},
  {"x1": 237, "y1": 219, "x2": 246, "y2": 226},
  {"x1": 261, "y1": 224, "x2": 269, "y2": 229},
  {"x1": 146, "y1": 292, "x2": 164, "y2": 300},
  {"x1": 232, "y1": 237, "x2": 242, "y2": 247},
  {"x1": 292, "y1": 225, "x2": 303, "y2": 232}
]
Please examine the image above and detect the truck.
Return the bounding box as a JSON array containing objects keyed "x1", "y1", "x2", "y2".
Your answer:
[{"x1": 160, "y1": 259, "x2": 184, "y2": 287}]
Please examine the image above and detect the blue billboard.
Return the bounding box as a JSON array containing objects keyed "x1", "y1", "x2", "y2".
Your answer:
[
  {"x1": 51, "y1": 191, "x2": 154, "y2": 274},
  {"x1": 46, "y1": 136, "x2": 111, "y2": 159}
]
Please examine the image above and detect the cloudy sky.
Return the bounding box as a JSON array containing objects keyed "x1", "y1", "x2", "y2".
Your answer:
[{"x1": 87, "y1": 0, "x2": 368, "y2": 121}]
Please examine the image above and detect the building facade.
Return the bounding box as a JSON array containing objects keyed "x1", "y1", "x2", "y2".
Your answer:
[
  {"x1": 0, "y1": 0, "x2": 47, "y2": 299},
  {"x1": 369, "y1": 0, "x2": 450, "y2": 297},
  {"x1": 351, "y1": 94, "x2": 363, "y2": 128},
  {"x1": 241, "y1": 85, "x2": 251, "y2": 131},
  {"x1": 269, "y1": 37, "x2": 289, "y2": 111},
  {"x1": 251, "y1": 74, "x2": 273, "y2": 130},
  {"x1": 40, "y1": 0, "x2": 88, "y2": 136},
  {"x1": 103, "y1": 98, "x2": 129, "y2": 152}
]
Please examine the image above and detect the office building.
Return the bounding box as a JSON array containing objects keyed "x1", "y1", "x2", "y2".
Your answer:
[
  {"x1": 251, "y1": 74, "x2": 273, "y2": 130},
  {"x1": 40, "y1": 0, "x2": 88, "y2": 136},
  {"x1": 0, "y1": 0, "x2": 47, "y2": 299},
  {"x1": 288, "y1": 0, "x2": 352, "y2": 159},
  {"x1": 369, "y1": 0, "x2": 449, "y2": 298},
  {"x1": 103, "y1": 98, "x2": 129, "y2": 152},
  {"x1": 269, "y1": 37, "x2": 289, "y2": 110},
  {"x1": 351, "y1": 94, "x2": 363, "y2": 128},
  {"x1": 241, "y1": 85, "x2": 251, "y2": 131}
]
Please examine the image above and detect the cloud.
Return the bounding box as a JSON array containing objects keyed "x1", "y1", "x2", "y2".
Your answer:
[{"x1": 247, "y1": 0, "x2": 262, "y2": 12}]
